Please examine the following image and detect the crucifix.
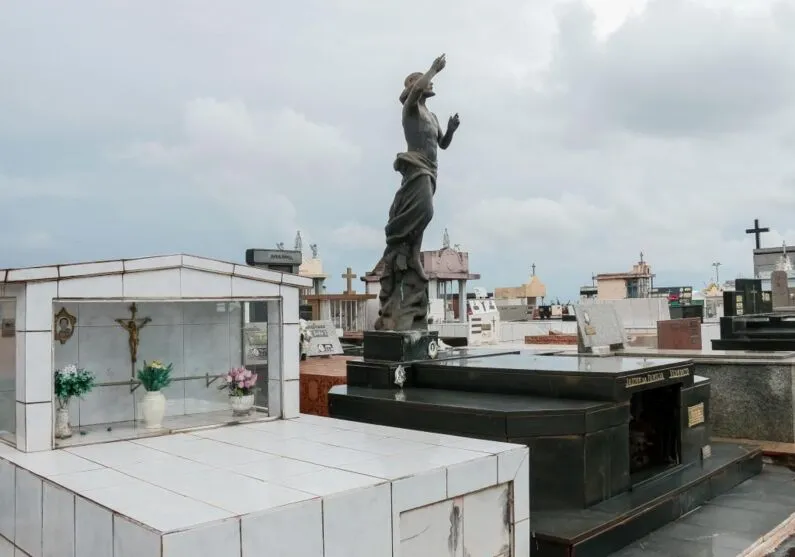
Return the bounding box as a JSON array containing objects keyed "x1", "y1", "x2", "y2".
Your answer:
[
  {"x1": 115, "y1": 303, "x2": 151, "y2": 377},
  {"x1": 745, "y1": 218, "x2": 770, "y2": 250},
  {"x1": 639, "y1": 251, "x2": 644, "y2": 263},
  {"x1": 341, "y1": 267, "x2": 357, "y2": 295},
  {"x1": 531, "y1": 263, "x2": 536, "y2": 277}
]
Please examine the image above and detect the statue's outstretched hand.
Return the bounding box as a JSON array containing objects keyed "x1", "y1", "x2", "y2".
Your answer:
[
  {"x1": 431, "y1": 54, "x2": 446, "y2": 73},
  {"x1": 448, "y1": 113, "x2": 460, "y2": 132}
]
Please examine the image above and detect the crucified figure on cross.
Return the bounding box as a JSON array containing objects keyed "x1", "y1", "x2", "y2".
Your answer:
[{"x1": 115, "y1": 303, "x2": 152, "y2": 374}]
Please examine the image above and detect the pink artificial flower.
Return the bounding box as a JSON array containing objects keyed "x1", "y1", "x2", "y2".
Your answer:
[
  {"x1": 250, "y1": 373, "x2": 258, "y2": 383},
  {"x1": 237, "y1": 381, "x2": 245, "y2": 389},
  {"x1": 225, "y1": 376, "x2": 232, "y2": 383},
  {"x1": 246, "y1": 379, "x2": 256, "y2": 388}
]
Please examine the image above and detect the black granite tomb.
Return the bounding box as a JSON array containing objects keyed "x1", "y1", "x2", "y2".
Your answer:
[
  {"x1": 329, "y1": 348, "x2": 762, "y2": 557},
  {"x1": 712, "y1": 313, "x2": 795, "y2": 351}
]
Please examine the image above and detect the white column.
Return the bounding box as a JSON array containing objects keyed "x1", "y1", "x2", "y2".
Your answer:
[
  {"x1": 458, "y1": 280, "x2": 467, "y2": 323},
  {"x1": 13, "y1": 282, "x2": 57, "y2": 452}
]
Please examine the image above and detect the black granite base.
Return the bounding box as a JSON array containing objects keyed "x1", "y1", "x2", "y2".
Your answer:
[
  {"x1": 362, "y1": 330, "x2": 439, "y2": 362},
  {"x1": 532, "y1": 443, "x2": 762, "y2": 557}
]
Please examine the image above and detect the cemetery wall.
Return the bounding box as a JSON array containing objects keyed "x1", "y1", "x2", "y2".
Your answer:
[{"x1": 693, "y1": 359, "x2": 795, "y2": 443}]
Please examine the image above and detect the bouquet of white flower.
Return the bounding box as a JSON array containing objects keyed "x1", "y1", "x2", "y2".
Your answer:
[{"x1": 54, "y1": 364, "x2": 95, "y2": 409}]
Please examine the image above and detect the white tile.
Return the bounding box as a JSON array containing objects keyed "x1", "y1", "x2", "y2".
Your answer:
[
  {"x1": 275, "y1": 468, "x2": 385, "y2": 496},
  {"x1": 461, "y1": 483, "x2": 511, "y2": 557},
  {"x1": 122, "y1": 269, "x2": 181, "y2": 298},
  {"x1": 51, "y1": 468, "x2": 137, "y2": 493},
  {"x1": 58, "y1": 275, "x2": 123, "y2": 299},
  {"x1": 267, "y1": 322, "x2": 282, "y2": 379},
  {"x1": 0, "y1": 536, "x2": 12, "y2": 557},
  {"x1": 9, "y1": 284, "x2": 26, "y2": 332},
  {"x1": 282, "y1": 380, "x2": 299, "y2": 419},
  {"x1": 280, "y1": 285, "x2": 299, "y2": 324},
  {"x1": 18, "y1": 333, "x2": 52, "y2": 403},
  {"x1": 163, "y1": 518, "x2": 240, "y2": 557},
  {"x1": 231, "y1": 276, "x2": 280, "y2": 298},
  {"x1": 123, "y1": 255, "x2": 182, "y2": 272},
  {"x1": 227, "y1": 455, "x2": 326, "y2": 481},
  {"x1": 267, "y1": 379, "x2": 282, "y2": 418},
  {"x1": 66, "y1": 441, "x2": 175, "y2": 468},
  {"x1": 15, "y1": 332, "x2": 25, "y2": 404},
  {"x1": 159, "y1": 468, "x2": 314, "y2": 515},
  {"x1": 21, "y1": 403, "x2": 52, "y2": 452},
  {"x1": 444, "y1": 437, "x2": 524, "y2": 454},
  {"x1": 15, "y1": 403, "x2": 26, "y2": 452},
  {"x1": 280, "y1": 273, "x2": 312, "y2": 289},
  {"x1": 241, "y1": 499, "x2": 323, "y2": 557},
  {"x1": 59, "y1": 261, "x2": 124, "y2": 278},
  {"x1": 263, "y1": 437, "x2": 375, "y2": 467},
  {"x1": 7, "y1": 267, "x2": 59, "y2": 282},
  {"x1": 267, "y1": 299, "x2": 281, "y2": 324},
  {"x1": 498, "y1": 447, "x2": 529, "y2": 523},
  {"x1": 23, "y1": 282, "x2": 58, "y2": 331},
  {"x1": 391, "y1": 467, "x2": 447, "y2": 513},
  {"x1": 143, "y1": 437, "x2": 270, "y2": 468},
  {"x1": 0, "y1": 459, "x2": 15, "y2": 540},
  {"x1": 323, "y1": 482, "x2": 392, "y2": 557},
  {"x1": 75, "y1": 497, "x2": 113, "y2": 557},
  {"x1": 113, "y1": 515, "x2": 161, "y2": 557},
  {"x1": 233, "y1": 264, "x2": 282, "y2": 285},
  {"x1": 398, "y1": 497, "x2": 462, "y2": 557},
  {"x1": 180, "y1": 268, "x2": 232, "y2": 298},
  {"x1": 42, "y1": 482, "x2": 75, "y2": 557},
  {"x1": 447, "y1": 455, "x2": 497, "y2": 498},
  {"x1": 15, "y1": 467, "x2": 42, "y2": 557},
  {"x1": 281, "y1": 325, "x2": 299, "y2": 381},
  {"x1": 513, "y1": 518, "x2": 530, "y2": 557},
  {"x1": 85, "y1": 480, "x2": 233, "y2": 532},
  {"x1": 182, "y1": 256, "x2": 234, "y2": 275},
  {"x1": 10, "y1": 449, "x2": 99, "y2": 478}
]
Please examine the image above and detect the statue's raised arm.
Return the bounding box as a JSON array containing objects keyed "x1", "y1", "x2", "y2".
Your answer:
[{"x1": 400, "y1": 54, "x2": 447, "y2": 108}]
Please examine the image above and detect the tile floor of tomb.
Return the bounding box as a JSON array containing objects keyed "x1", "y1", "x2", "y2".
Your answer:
[{"x1": 0, "y1": 413, "x2": 529, "y2": 556}]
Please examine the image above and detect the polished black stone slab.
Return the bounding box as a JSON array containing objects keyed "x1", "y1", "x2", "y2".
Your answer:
[
  {"x1": 532, "y1": 443, "x2": 762, "y2": 557},
  {"x1": 362, "y1": 330, "x2": 439, "y2": 362},
  {"x1": 611, "y1": 465, "x2": 795, "y2": 557},
  {"x1": 413, "y1": 353, "x2": 695, "y2": 402}
]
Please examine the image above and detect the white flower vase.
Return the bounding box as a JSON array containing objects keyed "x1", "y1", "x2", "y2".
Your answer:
[
  {"x1": 141, "y1": 391, "x2": 166, "y2": 429},
  {"x1": 230, "y1": 394, "x2": 255, "y2": 416},
  {"x1": 54, "y1": 407, "x2": 72, "y2": 439}
]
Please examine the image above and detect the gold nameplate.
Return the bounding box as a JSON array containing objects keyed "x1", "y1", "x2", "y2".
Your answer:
[
  {"x1": 669, "y1": 367, "x2": 690, "y2": 379},
  {"x1": 688, "y1": 403, "x2": 705, "y2": 427},
  {"x1": 584, "y1": 325, "x2": 596, "y2": 336},
  {"x1": 625, "y1": 372, "x2": 666, "y2": 389}
]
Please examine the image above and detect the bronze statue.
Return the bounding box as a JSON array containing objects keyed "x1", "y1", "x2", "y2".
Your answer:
[
  {"x1": 115, "y1": 303, "x2": 151, "y2": 371},
  {"x1": 375, "y1": 53, "x2": 460, "y2": 331}
]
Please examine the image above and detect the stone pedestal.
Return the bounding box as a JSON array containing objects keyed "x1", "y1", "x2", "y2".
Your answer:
[
  {"x1": 362, "y1": 330, "x2": 439, "y2": 362},
  {"x1": 657, "y1": 317, "x2": 701, "y2": 350}
]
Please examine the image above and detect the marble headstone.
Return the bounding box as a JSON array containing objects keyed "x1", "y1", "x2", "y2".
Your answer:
[
  {"x1": 304, "y1": 320, "x2": 344, "y2": 357},
  {"x1": 771, "y1": 270, "x2": 790, "y2": 309},
  {"x1": 574, "y1": 304, "x2": 627, "y2": 354}
]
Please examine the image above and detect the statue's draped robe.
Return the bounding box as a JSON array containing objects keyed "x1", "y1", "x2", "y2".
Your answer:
[{"x1": 374, "y1": 151, "x2": 437, "y2": 331}]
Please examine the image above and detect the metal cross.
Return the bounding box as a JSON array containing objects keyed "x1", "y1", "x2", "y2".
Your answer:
[{"x1": 745, "y1": 218, "x2": 770, "y2": 250}]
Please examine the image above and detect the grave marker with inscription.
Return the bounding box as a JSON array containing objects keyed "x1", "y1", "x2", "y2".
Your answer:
[{"x1": 574, "y1": 304, "x2": 628, "y2": 354}]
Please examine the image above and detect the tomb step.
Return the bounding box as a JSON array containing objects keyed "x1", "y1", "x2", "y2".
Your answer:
[{"x1": 531, "y1": 442, "x2": 763, "y2": 557}]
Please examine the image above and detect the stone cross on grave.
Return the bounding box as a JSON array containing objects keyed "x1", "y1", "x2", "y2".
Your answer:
[
  {"x1": 115, "y1": 302, "x2": 152, "y2": 377},
  {"x1": 341, "y1": 267, "x2": 357, "y2": 295},
  {"x1": 745, "y1": 218, "x2": 770, "y2": 250}
]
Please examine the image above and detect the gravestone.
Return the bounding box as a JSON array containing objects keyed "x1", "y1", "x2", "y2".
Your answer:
[
  {"x1": 574, "y1": 304, "x2": 627, "y2": 354},
  {"x1": 772, "y1": 270, "x2": 790, "y2": 309},
  {"x1": 303, "y1": 320, "x2": 344, "y2": 357},
  {"x1": 657, "y1": 317, "x2": 701, "y2": 350}
]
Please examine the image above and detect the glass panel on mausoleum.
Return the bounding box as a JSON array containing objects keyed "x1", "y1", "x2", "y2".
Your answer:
[
  {"x1": 0, "y1": 299, "x2": 15, "y2": 446},
  {"x1": 52, "y1": 299, "x2": 278, "y2": 448}
]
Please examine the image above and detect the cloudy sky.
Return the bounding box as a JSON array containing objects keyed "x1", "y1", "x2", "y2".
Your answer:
[{"x1": 2, "y1": 0, "x2": 795, "y2": 299}]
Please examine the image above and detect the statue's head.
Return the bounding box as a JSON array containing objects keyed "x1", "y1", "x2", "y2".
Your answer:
[{"x1": 399, "y1": 72, "x2": 435, "y2": 104}]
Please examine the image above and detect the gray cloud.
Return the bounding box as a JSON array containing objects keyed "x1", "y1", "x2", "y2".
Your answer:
[{"x1": 1, "y1": 0, "x2": 794, "y2": 298}]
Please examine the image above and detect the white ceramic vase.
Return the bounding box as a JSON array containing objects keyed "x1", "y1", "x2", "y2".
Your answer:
[
  {"x1": 230, "y1": 394, "x2": 255, "y2": 416},
  {"x1": 54, "y1": 407, "x2": 72, "y2": 439},
  {"x1": 141, "y1": 391, "x2": 166, "y2": 429}
]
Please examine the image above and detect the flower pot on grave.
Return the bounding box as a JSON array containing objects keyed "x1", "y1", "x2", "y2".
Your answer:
[
  {"x1": 141, "y1": 391, "x2": 166, "y2": 429},
  {"x1": 54, "y1": 406, "x2": 72, "y2": 439},
  {"x1": 230, "y1": 394, "x2": 255, "y2": 416}
]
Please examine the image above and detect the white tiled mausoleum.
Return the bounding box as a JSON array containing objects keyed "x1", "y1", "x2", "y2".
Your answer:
[{"x1": 0, "y1": 254, "x2": 530, "y2": 556}]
